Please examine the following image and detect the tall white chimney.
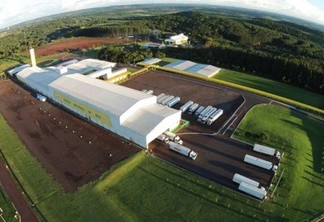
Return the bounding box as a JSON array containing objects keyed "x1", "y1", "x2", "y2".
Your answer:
[{"x1": 29, "y1": 48, "x2": 37, "y2": 67}]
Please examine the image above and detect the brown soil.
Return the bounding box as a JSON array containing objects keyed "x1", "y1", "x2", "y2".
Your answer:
[
  {"x1": 0, "y1": 79, "x2": 140, "y2": 192},
  {"x1": 35, "y1": 38, "x2": 131, "y2": 56}
]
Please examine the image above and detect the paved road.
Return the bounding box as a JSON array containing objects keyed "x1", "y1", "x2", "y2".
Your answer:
[{"x1": 0, "y1": 159, "x2": 38, "y2": 222}]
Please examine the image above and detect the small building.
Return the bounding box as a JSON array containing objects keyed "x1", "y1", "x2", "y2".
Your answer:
[{"x1": 165, "y1": 33, "x2": 188, "y2": 46}]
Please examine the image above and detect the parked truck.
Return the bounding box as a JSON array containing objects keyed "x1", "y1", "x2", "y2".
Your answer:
[
  {"x1": 232, "y1": 173, "x2": 260, "y2": 187},
  {"x1": 253, "y1": 144, "x2": 281, "y2": 159},
  {"x1": 188, "y1": 103, "x2": 199, "y2": 114},
  {"x1": 207, "y1": 109, "x2": 223, "y2": 125},
  {"x1": 141, "y1": 89, "x2": 147, "y2": 93},
  {"x1": 157, "y1": 134, "x2": 170, "y2": 144},
  {"x1": 163, "y1": 131, "x2": 183, "y2": 144},
  {"x1": 158, "y1": 95, "x2": 169, "y2": 104},
  {"x1": 167, "y1": 97, "x2": 180, "y2": 107},
  {"x1": 239, "y1": 182, "x2": 267, "y2": 200},
  {"x1": 169, "y1": 142, "x2": 198, "y2": 160},
  {"x1": 146, "y1": 90, "x2": 153, "y2": 95},
  {"x1": 156, "y1": 93, "x2": 165, "y2": 101},
  {"x1": 162, "y1": 96, "x2": 175, "y2": 106},
  {"x1": 195, "y1": 106, "x2": 205, "y2": 116},
  {"x1": 201, "y1": 107, "x2": 217, "y2": 124},
  {"x1": 180, "y1": 101, "x2": 194, "y2": 112},
  {"x1": 198, "y1": 106, "x2": 212, "y2": 122},
  {"x1": 244, "y1": 154, "x2": 278, "y2": 172}
]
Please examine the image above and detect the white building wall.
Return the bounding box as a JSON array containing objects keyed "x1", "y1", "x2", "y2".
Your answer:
[
  {"x1": 119, "y1": 96, "x2": 157, "y2": 124},
  {"x1": 146, "y1": 111, "x2": 181, "y2": 146}
]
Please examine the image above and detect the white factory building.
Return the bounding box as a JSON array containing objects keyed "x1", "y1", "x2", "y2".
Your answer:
[
  {"x1": 165, "y1": 33, "x2": 188, "y2": 45},
  {"x1": 12, "y1": 51, "x2": 181, "y2": 148}
]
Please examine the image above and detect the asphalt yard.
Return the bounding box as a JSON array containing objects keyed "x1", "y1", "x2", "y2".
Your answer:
[{"x1": 123, "y1": 69, "x2": 277, "y2": 193}]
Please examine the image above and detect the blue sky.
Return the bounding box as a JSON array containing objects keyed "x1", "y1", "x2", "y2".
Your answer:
[{"x1": 0, "y1": 0, "x2": 324, "y2": 29}]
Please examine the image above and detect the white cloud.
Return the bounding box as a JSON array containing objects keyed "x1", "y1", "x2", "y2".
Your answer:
[{"x1": 0, "y1": 0, "x2": 323, "y2": 29}]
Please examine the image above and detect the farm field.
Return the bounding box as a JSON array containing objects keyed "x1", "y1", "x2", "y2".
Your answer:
[
  {"x1": 215, "y1": 69, "x2": 324, "y2": 110},
  {"x1": 233, "y1": 104, "x2": 324, "y2": 221},
  {"x1": 34, "y1": 37, "x2": 131, "y2": 56}
]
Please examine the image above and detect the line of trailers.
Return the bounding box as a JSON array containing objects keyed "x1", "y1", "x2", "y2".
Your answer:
[
  {"x1": 156, "y1": 93, "x2": 181, "y2": 108},
  {"x1": 233, "y1": 144, "x2": 281, "y2": 200},
  {"x1": 180, "y1": 101, "x2": 224, "y2": 126}
]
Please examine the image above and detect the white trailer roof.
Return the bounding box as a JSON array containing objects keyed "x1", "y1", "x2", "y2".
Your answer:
[
  {"x1": 49, "y1": 74, "x2": 156, "y2": 122},
  {"x1": 253, "y1": 144, "x2": 276, "y2": 155}
]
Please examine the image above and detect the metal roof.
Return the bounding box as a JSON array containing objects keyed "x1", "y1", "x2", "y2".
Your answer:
[
  {"x1": 49, "y1": 74, "x2": 156, "y2": 120},
  {"x1": 122, "y1": 104, "x2": 181, "y2": 136},
  {"x1": 165, "y1": 33, "x2": 188, "y2": 42},
  {"x1": 143, "y1": 58, "x2": 162, "y2": 65},
  {"x1": 165, "y1": 60, "x2": 221, "y2": 78},
  {"x1": 7, "y1": 64, "x2": 31, "y2": 75}
]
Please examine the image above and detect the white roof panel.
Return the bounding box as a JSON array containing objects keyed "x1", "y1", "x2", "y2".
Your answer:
[
  {"x1": 122, "y1": 104, "x2": 180, "y2": 135},
  {"x1": 49, "y1": 74, "x2": 155, "y2": 118}
]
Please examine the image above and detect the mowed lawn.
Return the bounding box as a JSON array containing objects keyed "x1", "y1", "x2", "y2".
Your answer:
[
  {"x1": 215, "y1": 69, "x2": 324, "y2": 110},
  {"x1": 0, "y1": 108, "x2": 324, "y2": 221},
  {"x1": 0, "y1": 188, "x2": 17, "y2": 222},
  {"x1": 234, "y1": 104, "x2": 324, "y2": 221}
]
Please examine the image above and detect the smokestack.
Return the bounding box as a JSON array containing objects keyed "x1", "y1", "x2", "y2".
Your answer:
[{"x1": 29, "y1": 48, "x2": 37, "y2": 67}]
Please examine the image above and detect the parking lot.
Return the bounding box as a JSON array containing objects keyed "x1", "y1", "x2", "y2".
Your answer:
[{"x1": 122, "y1": 70, "x2": 277, "y2": 192}]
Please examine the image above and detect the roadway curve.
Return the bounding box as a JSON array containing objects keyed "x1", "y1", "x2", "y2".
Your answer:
[{"x1": 0, "y1": 159, "x2": 38, "y2": 222}]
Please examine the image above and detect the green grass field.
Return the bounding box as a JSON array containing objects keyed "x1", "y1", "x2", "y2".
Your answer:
[
  {"x1": 0, "y1": 188, "x2": 17, "y2": 222},
  {"x1": 1, "y1": 103, "x2": 324, "y2": 221},
  {"x1": 215, "y1": 69, "x2": 324, "y2": 110},
  {"x1": 234, "y1": 104, "x2": 324, "y2": 221}
]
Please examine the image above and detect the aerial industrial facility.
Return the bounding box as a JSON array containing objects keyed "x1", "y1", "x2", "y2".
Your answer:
[{"x1": 10, "y1": 49, "x2": 182, "y2": 148}]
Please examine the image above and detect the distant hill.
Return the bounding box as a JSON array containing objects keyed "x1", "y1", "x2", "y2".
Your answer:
[{"x1": 4, "y1": 4, "x2": 324, "y2": 32}]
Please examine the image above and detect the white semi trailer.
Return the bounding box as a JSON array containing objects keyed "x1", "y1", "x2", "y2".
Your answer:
[
  {"x1": 188, "y1": 103, "x2": 199, "y2": 114},
  {"x1": 207, "y1": 109, "x2": 223, "y2": 125},
  {"x1": 156, "y1": 93, "x2": 165, "y2": 101},
  {"x1": 167, "y1": 97, "x2": 180, "y2": 107},
  {"x1": 253, "y1": 144, "x2": 281, "y2": 159},
  {"x1": 198, "y1": 106, "x2": 212, "y2": 122},
  {"x1": 232, "y1": 173, "x2": 260, "y2": 187},
  {"x1": 157, "y1": 134, "x2": 170, "y2": 144},
  {"x1": 195, "y1": 106, "x2": 205, "y2": 116},
  {"x1": 244, "y1": 154, "x2": 278, "y2": 172},
  {"x1": 169, "y1": 142, "x2": 198, "y2": 160},
  {"x1": 180, "y1": 101, "x2": 194, "y2": 112},
  {"x1": 201, "y1": 107, "x2": 217, "y2": 124},
  {"x1": 162, "y1": 96, "x2": 175, "y2": 106},
  {"x1": 164, "y1": 131, "x2": 183, "y2": 145},
  {"x1": 157, "y1": 94, "x2": 169, "y2": 104},
  {"x1": 239, "y1": 182, "x2": 267, "y2": 200},
  {"x1": 146, "y1": 90, "x2": 153, "y2": 95}
]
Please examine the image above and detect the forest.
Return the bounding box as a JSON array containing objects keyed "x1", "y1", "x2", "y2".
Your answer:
[{"x1": 1, "y1": 8, "x2": 324, "y2": 94}]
